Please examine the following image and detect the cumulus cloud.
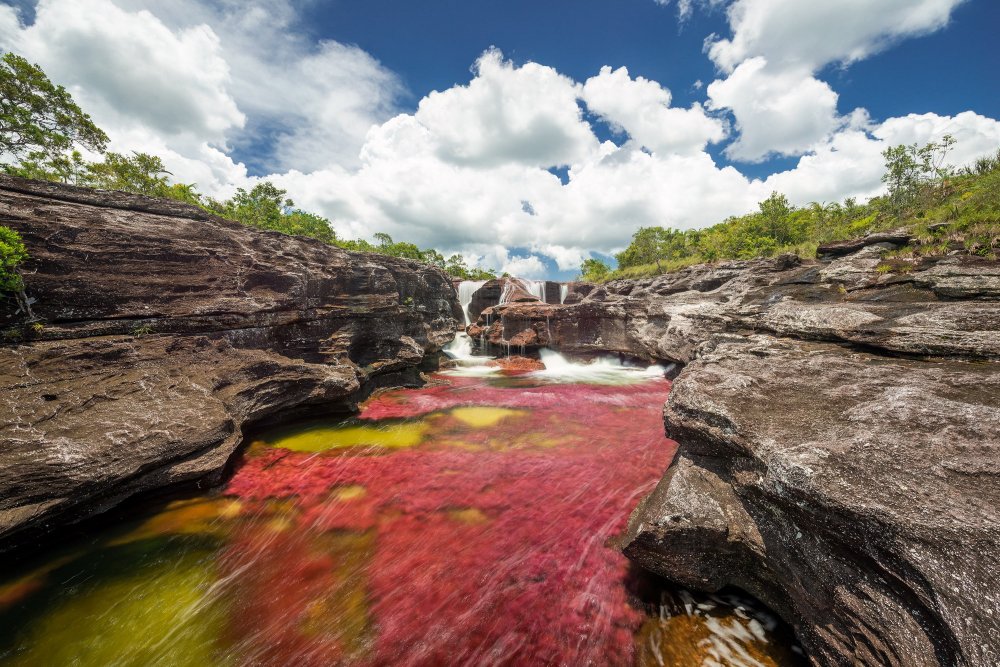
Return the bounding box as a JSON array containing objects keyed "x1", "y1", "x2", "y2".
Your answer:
[
  {"x1": 704, "y1": 0, "x2": 968, "y2": 163},
  {"x1": 1, "y1": 0, "x2": 997, "y2": 279},
  {"x1": 415, "y1": 49, "x2": 597, "y2": 168},
  {"x1": 707, "y1": 0, "x2": 967, "y2": 72},
  {"x1": 2, "y1": 0, "x2": 243, "y2": 139},
  {"x1": 0, "y1": 0, "x2": 403, "y2": 192},
  {"x1": 706, "y1": 58, "x2": 839, "y2": 161},
  {"x1": 582, "y1": 65, "x2": 726, "y2": 156}
]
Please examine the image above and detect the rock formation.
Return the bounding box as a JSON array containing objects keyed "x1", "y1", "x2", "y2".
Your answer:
[
  {"x1": 477, "y1": 234, "x2": 1000, "y2": 665},
  {"x1": 0, "y1": 175, "x2": 460, "y2": 553}
]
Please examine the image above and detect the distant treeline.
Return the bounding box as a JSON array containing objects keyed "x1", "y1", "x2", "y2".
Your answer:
[{"x1": 581, "y1": 137, "x2": 1000, "y2": 282}]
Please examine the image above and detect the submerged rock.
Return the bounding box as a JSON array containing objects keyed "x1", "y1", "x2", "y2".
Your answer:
[
  {"x1": 0, "y1": 175, "x2": 460, "y2": 552},
  {"x1": 486, "y1": 355, "x2": 545, "y2": 372}
]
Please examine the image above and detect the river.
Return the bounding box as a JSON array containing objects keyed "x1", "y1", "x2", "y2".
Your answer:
[{"x1": 0, "y1": 353, "x2": 803, "y2": 666}]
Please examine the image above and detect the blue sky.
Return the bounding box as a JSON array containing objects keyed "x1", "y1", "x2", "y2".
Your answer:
[{"x1": 2, "y1": 0, "x2": 999, "y2": 279}]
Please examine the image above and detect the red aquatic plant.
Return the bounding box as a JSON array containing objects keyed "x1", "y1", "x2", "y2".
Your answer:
[{"x1": 223, "y1": 376, "x2": 675, "y2": 666}]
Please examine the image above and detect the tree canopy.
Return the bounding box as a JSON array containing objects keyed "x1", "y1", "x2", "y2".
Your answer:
[{"x1": 0, "y1": 53, "x2": 108, "y2": 164}]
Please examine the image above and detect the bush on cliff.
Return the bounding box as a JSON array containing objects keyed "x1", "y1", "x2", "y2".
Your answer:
[{"x1": 0, "y1": 224, "x2": 34, "y2": 319}]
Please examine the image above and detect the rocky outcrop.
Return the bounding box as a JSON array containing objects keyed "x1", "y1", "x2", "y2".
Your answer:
[
  {"x1": 623, "y1": 336, "x2": 1000, "y2": 666},
  {"x1": 476, "y1": 239, "x2": 1000, "y2": 664},
  {"x1": 0, "y1": 175, "x2": 460, "y2": 553},
  {"x1": 466, "y1": 277, "x2": 540, "y2": 323},
  {"x1": 470, "y1": 250, "x2": 1000, "y2": 362}
]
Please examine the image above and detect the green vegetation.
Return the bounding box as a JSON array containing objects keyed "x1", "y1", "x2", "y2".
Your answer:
[
  {"x1": 0, "y1": 224, "x2": 34, "y2": 319},
  {"x1": 579, "y1": 258, "x2": 611, "y2": 282},
  {"x1": 0, "y1": 53, "x2": 108, "y2": 166},
  {"x1": 590, "y1": 139, "x2": 1000, "y2": 282},
  {"x1": 0, "y1": 53, "x2": 497, "y2": 282}
]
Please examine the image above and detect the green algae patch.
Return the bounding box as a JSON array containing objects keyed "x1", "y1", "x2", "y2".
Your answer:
[
  {"x1": 0, "y1": 538, "x2": 231, "y2": 667},
  {"x1": 264, "y1": 420, "x2": 431, "y2": 452}
]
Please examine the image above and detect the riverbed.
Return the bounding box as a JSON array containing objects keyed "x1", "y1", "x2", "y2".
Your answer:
[{"x1": 0, "y1": 358, "x2": 803, "y2": 666}]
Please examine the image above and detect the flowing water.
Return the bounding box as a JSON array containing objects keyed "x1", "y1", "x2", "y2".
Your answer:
[{"x1": 0, "y1": 357, "x2": 804, "y2": 666}]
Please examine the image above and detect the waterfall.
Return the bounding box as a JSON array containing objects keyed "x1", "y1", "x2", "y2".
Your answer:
[
  {"x1": 559, "y1": 284, "x2": 568, "y2": 304},
  {"x1": 531, "y1": 349, "x2": 669, "y2": 384},
  {"x1": 457, "y1": 280, "x2": 487, "y2": 326},
  {"x1": 445, "y1": 280, "x2": 487, "y2": 361}
]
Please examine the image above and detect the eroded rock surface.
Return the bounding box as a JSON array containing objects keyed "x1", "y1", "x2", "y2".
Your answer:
[
  {"x1": 0, "y1": 175, "x2": 459, "y2": 552},
  {"x1": 623, "y1": 336, "x2": 1000, "y2": 666},
  {"x1": 471, "y1": 251, "x2": 1000, "y2": 362}
]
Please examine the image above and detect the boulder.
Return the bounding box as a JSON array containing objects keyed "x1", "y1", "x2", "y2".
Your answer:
[{"x1": 0, "y1": 175, "x2": 460, "y2": 552}]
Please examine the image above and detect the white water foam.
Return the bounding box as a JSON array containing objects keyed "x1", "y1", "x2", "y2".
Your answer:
[{"x1": 529, "y1": 349, "x2": 669, "y2": 385}]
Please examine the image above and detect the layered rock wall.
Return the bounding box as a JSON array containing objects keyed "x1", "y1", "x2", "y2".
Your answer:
[{"x1": 0, "y1": 176, "x2": 460, "y2": 552}]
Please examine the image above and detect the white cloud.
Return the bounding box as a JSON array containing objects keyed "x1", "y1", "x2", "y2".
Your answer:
[
  {"x1": 704, "y1": 0, "x2": 968, "y2": 164},
  {"x1": 582, "y1": 65, "x2": 726, "y2": 156},
  {"x1": 0, "y1": 0, "x2": 403, "y2": 193},
  {"x1": 707, "y1": 0, "x2": 967, "y2": 72},
  {"x1": 501, "y1": 254, "x2": 547, "y2": 278},
  {"x1": 4, "y1": 0, "x2": 244, "y2": 141},
  {"x1": 414, "y1": 49, "x2": 598, "y2": 168},
  {"x1": 706, "y1": 58, "x2": 840, "y2": 161},
  {"x1": 1, "y1": 0, "x2": 997, "y2": 279}
]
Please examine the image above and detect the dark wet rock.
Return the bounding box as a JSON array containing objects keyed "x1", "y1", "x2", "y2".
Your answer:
[
  {"x1": 622, "y1": 336, "x2": 1000, "y2": 667},
  {"x1": 816, "y1": 228, "x2": 913, "y2": 259},
  {"x1": 542, "y1": 281, "x2": 562, "y2": 305},
  {"x1": 0, "y1": 175, "x2": 459, "y2": 552},
  {"x1": 562, "y1": 281, "x2": 596, "y2": 305}
]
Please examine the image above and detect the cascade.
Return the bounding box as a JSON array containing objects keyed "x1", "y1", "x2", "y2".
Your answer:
[
  {"x1": 444, "y1": 280, "x2": 488, "y2": 360},
  {"x1": 559, "y1": 284, "x2": 568, "y2": 304},
  {"x1": 456, "y1": 280, "x2": 487, "y2": 326}
]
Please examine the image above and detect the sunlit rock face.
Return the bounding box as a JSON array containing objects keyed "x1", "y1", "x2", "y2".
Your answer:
[
  {"x1": 473, "y1": 246, "x2": 1000, "y2": 363},
  {"x1": 624, "y1": 336, "x2": 1000, "y2": 666},
  {"x1": 0, "y1": 175, "x2": 461, "y2": 553}
]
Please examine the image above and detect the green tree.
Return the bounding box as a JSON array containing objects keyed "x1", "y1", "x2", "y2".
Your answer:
[
  {"x1": 215, "y1": 182, "x2": 290, "y2": 230},
  {"x1": 758, "y1": 191, "x2": 793, "y2": 245},
  {"x1": 281, "y1": 209, "x2": 338, "y2": 244},
  {"x1": 0, "y1": 225, "x2": 34, "y2": 320},
  {"x1": 580, "y1": 258, "x2": 611, "y2": 282},
  {"x1": 83, "y1": 151, "x2": 172, "y2": 196},
  {"x1": 0, "y1": 53, "x2": 108, "y2": 165},
  {"x1": 882, "y1": 135, "x2": 956, "y2": 219}
]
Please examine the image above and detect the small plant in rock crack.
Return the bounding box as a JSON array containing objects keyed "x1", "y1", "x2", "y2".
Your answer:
[{"x1": 131, "y1": 323, "x2": 155, "y2": 337}]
